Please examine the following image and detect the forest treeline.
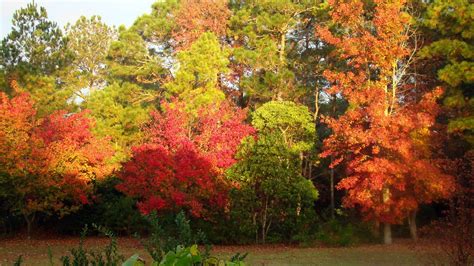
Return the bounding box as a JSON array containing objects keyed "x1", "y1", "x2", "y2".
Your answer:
[{"x1": 0, "y1": 0, "x2": 472, "y2": 246}]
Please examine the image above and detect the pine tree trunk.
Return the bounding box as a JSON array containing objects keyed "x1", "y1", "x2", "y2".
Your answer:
[
  {"x1": 384, "y1": 223, "x2": 392, "y2": 244},
  {"x1": 408, "y1": 210, "x2": 417, "y2": 241}
]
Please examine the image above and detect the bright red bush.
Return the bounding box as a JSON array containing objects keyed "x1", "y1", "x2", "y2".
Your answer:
[{"x1": 117, "y1": 100, "x2": 254, "y2": 217}]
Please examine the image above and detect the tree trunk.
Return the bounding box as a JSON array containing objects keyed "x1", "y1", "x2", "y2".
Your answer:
[
  {"x1": 24, "y1": 213, "x2": 35, "y2": 240},
  {"x1": 384, "y1": 223, "x2": 392, "y2": 244},
  {"x1": 329, "y1": 96, "x2": 337, "y2": 220},
  {"x1": 372, "y1": 220, "x2": 380, "y2": 238},
  {"x1": 330, "y1": 156, "x2": 335, "y2": 220},
  {"x1": 408, "y1": 210, "x2": 417, "y2": 241},
  {"x1": 261, "y1": 196, "x2": 269, "y2": 244}
]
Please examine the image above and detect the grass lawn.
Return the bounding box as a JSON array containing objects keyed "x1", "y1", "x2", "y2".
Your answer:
[{"x1": 0, "y1": 237, "x2": 436, "y2": 265}]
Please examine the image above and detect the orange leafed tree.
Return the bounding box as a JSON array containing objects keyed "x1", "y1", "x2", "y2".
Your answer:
[
  {"x1": 0, "y1": 91, "x2": 115, "y2": 237},
  {"x1": 317, "y1": 0, "x2": 454, "y2": 244},
  {"x1": 172, "y1": 0, "x2": 230, "y2": 50}
]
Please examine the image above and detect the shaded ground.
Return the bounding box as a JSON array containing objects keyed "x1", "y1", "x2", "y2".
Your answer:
[{"x1": 0, "y1": 237, "x2": 437, "y2": 265}]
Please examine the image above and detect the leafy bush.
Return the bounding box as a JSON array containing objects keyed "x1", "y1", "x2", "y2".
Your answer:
[
  {"x1": 226, "y1": 101, "x2": 319, "y2": 244},
  {"x1": 140, "y1": 211, "x2": 209, "y2": 262},
  {"x1": 52, "y1": 178, "x2": 148, "y2": 235},
  {"x1": 227, "y1": 134, "x2": 318, "y2": 244},
  {"x1": 310, "y1": 217, "x2": 378, "y2": 247},
  {"x1": 123, "y1": 244, "x2": 247, "y2": 266},
  {"x1": 316, "y1": 219, "x2": 354, "y2": 247},
  {"x1": 60, "y1": 225, "x2": 125, "y2": 266}
]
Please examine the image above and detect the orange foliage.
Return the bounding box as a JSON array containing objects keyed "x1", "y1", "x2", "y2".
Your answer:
[
  {"x1": 318, "y1": 0, "x2": 454, "y2": 223},
  {"x1": 0, "y1": 91, "x2": 115, "y2": 217},
  {"x1": 173, "y1": 0, "x2": 230, "y2": 50}
]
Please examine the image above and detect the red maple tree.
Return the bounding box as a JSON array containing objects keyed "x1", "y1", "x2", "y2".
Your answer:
[
  {"x1": 317, "y1": 0, "x2": 454, "y2": 243},
  {"x1": 117, "y1": 99, "x2": 254, "y2": 217},
  {"x1": 0, "y1": 91, "x2": 115, "y2": 236}
]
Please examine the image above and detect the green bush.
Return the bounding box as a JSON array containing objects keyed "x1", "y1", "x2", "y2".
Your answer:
[
  {"x1": 316, "y1": 219, "x2": 354, "y2": 247},
  {"x1": 52, "y1": 178, "x2": 148, "y2": 235},
  {"x1": 123, "y1": 244, "x2": 247, "y2": 266},
  {"x1": 313, "y1": 218, "x2": 378, "y2": 247},
  {"x1": 140, "y1": 211, "x2": 209, "y2": 262},
  {"x1": 60, "y1": 225, "x2": 125, "y2": 265},
  {"x1": 224, "y1": 101, "x2": 319, "y2": 244}
]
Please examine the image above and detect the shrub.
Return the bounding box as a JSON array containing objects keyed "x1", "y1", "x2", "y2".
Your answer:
[
  {"x1": 140, "y1": 211, "x2": 209, "y2": 262},
  {"x1": 52, "y1": 177, "x2": 148, "y2": 235},
  {"x1": 123, "y1": 244, "x2": 247, "y2": 266},
  {"x1": 60, "y1": 225, "x2": 125, "y2": 266}
]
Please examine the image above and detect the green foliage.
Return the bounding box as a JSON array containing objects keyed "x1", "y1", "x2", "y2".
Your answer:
[
  {"x1": 252, "y1": 101, "x2": 315, "y2": 153},
  {"x1": 420, "y1": 0, "x2": 474, "y2": 145},
  {"x1": 159, "y1": 245, "x2": 203, "y2": 266},
  {"x1": 316, "y1": 219, "x2": 356, "y2": 247},
  {"x1": 107, "y1": 27, "x2": 166, "y2": 87},
  {"x1": 62, "y1": 15, "x2": 115, "y2": 100},
  {"x1": 85, "y1": 82, "x2": 151, "y2": 162},
  {"x1": 0, "y1": 2, "x2": 71, "y2": 75},
  {"x1": 227, "y1": 101, "x2": 318, "y2": 243},
  {"x1": 13, "y1": 255, "x2": 23, "y2": 266},
  {"x1": 229, "y1": 1, "x2": 326, "y2": 103},
  {"x1": 141, "y1": 211, "x2": 208, "y2": 262},
  {"x1": 60, "y1": 225, "x2": 125, "y2": 266},
  {"x1": 165, "y1": 32, "x2": 228, "y2": 111},
  {"x1": 20, "y1": 74, "x2": 73, "y2": 117},
  {"x1": 132, "y1": 0, "x2": 178, "y2": 49},
  {"x1": 124, "y1": 244, "x2": 246, "y2": 266},
  {"x1": 51, "y1": 177, "x2": 147, "y2": 235},
  {"x1": 0, "y1": 2, "x2": 73, "y2": 116}
]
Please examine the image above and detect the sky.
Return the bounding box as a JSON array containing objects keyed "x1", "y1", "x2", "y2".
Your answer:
[{"x1": 1, "y1": 0, "x2": 157, "y2": 38}]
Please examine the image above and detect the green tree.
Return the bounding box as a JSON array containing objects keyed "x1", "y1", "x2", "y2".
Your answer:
[
  {"x1": 419, "y1": 0, "x2": 474, "y2": 145},
  {"x1": 84, "y1": 82, "x2": 151, "y2": 163},
  {"x1": 63, "y1": 15, "x2": 115, "y2": 102},
  {"x1": 228, "y1": 101, "x2": 318, "y2": 243},
  {"x1": 229, "y1": 1, "x2": 324, "y2": 105},
  {"x1": 0, "y1": 2, "x2": 70, "y2": 75},
  {"x1": 1, "y1": 3, "x2": 73, "y2": 117},
  {"x1": 165, "y1": 32, "x2": 229, "y2": 111},
  {"x1": 107, "y1": 26, "x2": 167, "y2": 88},
  {"x1": 107, "y1": 0, "x2": 179, "y2": 89}
]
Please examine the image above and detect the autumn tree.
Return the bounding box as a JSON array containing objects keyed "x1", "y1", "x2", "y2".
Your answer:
[
  {"x1": 228, "y1": 101, "x2": 318, "y2": 243},
  {"x1": 318, "y1": 0, "x2": 454, "y2": 244},
  {"x1": 117, "y1": 100, "x2": 254, "y2": 218},
  {"x1": 0, "y1": 91, "x2": 115, "y2": 237},
  {"x1": 173, "y1": 0, "x2": 230, "y2": 50}
]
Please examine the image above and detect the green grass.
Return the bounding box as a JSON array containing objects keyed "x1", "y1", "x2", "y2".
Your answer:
[{"x1": 0, "y1": 237, "x2": 434, "y2": 265}]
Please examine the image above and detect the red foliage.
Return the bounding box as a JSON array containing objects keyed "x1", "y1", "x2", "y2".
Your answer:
[
  {"x1": 172, "y1": 0, "x2": 230, "y2": 50},
  {"x1": 318, "y1": 0, "x2": 454, "y2": 224},
  {"x1": 0, "y1": 91, "x2": 115, "y2": 216},
  {"x1": 117, "y1": 100, "x2": 254, "y2": 217}
]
